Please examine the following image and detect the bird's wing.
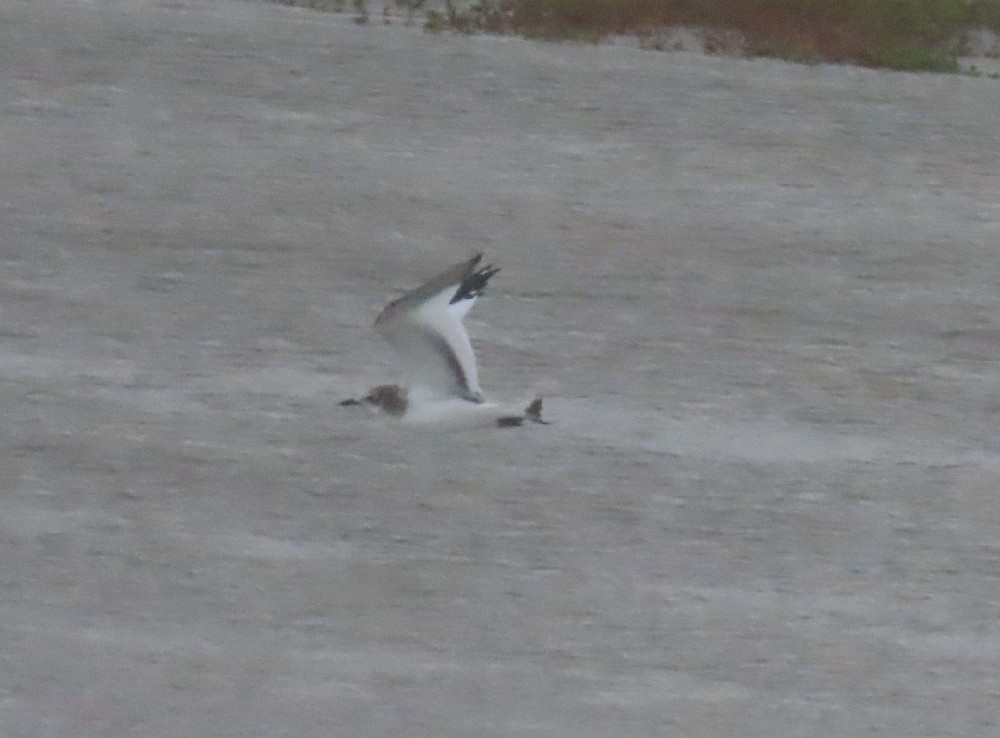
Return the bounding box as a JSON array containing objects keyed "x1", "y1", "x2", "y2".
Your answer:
[{"x1": 375, "y1": 254, "x2": 499, "y2": 401}]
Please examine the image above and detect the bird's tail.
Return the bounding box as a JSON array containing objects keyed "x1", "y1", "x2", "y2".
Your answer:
[
  {"x1": 494, "y1": 398, "x2": 548, "y2": 428},
  {"x1": 525, "y1": 398, "x2": 548, "y2": 424}
]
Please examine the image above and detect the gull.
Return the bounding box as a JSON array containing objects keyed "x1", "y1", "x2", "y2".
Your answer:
[{"x1": 341, "y1": 254, "x2": 547, "y2": 428}]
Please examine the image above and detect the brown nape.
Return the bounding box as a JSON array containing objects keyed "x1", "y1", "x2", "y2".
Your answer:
[{"x1": 364, "y1": 384, "x2": 408, "y2": 416}]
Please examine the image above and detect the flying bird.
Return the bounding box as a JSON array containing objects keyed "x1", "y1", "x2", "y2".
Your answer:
[{"x1": 341, "y1": 254, "x2": 546, "y2": 428}]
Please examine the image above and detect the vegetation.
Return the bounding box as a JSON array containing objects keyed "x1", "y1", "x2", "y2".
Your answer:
[
  {"x1": 426, "y1": 0, "x2": 1000, "y2": 72},
  {"x1": 272, "y1": 0, "x2": 1000, "y2": 73},
  {"x1": 352, "y1": 0, "x2": 369, "y2": 24},
  {"x1": 273, "y1": 0, "x2": 346, "y2": 11}
]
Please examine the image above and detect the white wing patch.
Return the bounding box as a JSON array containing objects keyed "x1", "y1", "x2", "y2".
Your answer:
[{"x1": 374, "y1": 255, "x2": 497, "y2": 402}]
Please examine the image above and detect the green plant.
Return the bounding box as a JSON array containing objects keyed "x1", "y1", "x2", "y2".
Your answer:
[
  {"x1": 860, "y1": 40, "x2": 961, "y2": 71},
  {"x1": 444, "y1": 0, "x2": 479, "y2": 33},
  {"x1": 353, "y1": 0, "x2": 369, "y2": 24},
  {"x1": 424, "y1": 8, "x2": 447, "y2": 32},
  {"x1": 395, "y1": 0, "x2": 427, "y2": 25}
]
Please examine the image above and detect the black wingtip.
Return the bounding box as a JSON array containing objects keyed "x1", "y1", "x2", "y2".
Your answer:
[{"x1": 450, "y1": 262, "x2": 500, "y2": 305}]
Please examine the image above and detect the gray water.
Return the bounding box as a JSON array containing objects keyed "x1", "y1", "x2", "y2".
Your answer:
[{"x1": 2, "y1": 1, "x2": 999, "y2": 735}]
